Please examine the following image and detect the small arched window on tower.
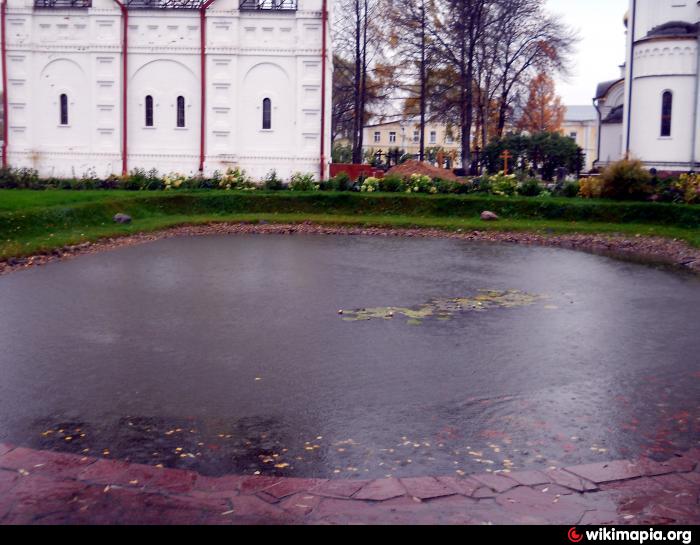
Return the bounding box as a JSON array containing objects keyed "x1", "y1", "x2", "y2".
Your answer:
[
  {"x1": 661, "y1": 91, "x2": 673, "y2": 137},
  {"x1": 177, "y1": 96, "x2": 186, "y2": 128},
  {"x1": 262, "y1": 98, "x2": 272, "y2": 130},
  {"x1": 59, "y1": 94, "x2": 68, "y2": 126},
  {"x1": 145, "y1": 95, "x2": 154, "y2": 127}
]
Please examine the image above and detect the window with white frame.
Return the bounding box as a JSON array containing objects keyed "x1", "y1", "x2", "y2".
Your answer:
[
  {"x1": 389, "y1": 131, "x2": 397, "y2": 143},
  {"x1": 429, "y1": 131, "x2": 436, "y2": 144},
  {"x1": 374, "y1": 131, "x2": 380, "y2": 143}
]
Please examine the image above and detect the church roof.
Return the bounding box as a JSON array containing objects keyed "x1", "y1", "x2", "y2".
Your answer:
[
  {"x1": 602, "y1": 105, "x2": 624, "y2": 124},
  {"x1": 645, "y1": 21, "x2": 699, "y2": 39},
  {"x1": 565, "y1": 105, "x2": 597, "y2": 122},
  {"x1": 595, "y1": 79, "x2": 623, "y2": 100}
]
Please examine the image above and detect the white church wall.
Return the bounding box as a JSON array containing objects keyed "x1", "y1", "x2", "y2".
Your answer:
[
  {"x1": 619, "y1": 0, "x2": 700, "y2": 170},
  {"x1": 629, "y1": 76, "x2": 695, "y2": 165},
  {"x1": 633, "y1": 0, "x2": 699, "y2": 42},
  {"x1": 3, "y1": 0, "x2": 332, "y2": 181},
  {"x1": 600, "y1": 124, "x2": 623, "y2": 165}
]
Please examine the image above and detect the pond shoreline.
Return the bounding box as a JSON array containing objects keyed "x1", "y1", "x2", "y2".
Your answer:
[{"x1": 1, "y1": 221, "x2": 699, "y2": 277}]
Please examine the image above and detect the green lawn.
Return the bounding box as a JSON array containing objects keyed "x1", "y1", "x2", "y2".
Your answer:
[
  {"x1": 0, "y1": 190, "x2": 144, "y2": 212},
  {"x1": 0, "y1": 189, "x2": 698, "y2": 259}
]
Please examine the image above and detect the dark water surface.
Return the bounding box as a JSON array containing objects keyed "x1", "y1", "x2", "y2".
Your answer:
[{"x1": 0, "y1": 234, "x2": 698, "y2": 479}]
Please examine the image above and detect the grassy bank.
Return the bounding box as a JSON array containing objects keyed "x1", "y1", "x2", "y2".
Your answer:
[{"x1": 1, "y1": 189, "x2": 699, "y2": 259}]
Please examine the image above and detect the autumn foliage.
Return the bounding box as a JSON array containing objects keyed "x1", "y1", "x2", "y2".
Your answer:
[{"x1": 516, "y1": 72, "x2": 565, "y2": 134}]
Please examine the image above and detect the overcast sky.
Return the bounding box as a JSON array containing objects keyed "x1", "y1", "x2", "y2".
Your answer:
[{"x1": 546, "y1": 0, "x2": 628, "y2": 105}]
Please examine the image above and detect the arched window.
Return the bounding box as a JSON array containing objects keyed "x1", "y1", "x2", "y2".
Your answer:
[
  {"x1": 145, "y1": 95, "x2": 154, "y2": 127},
  {"x1": 262, "y1": 98, "x2": 272, "y2": 130},
  {"x1": 177, "y1": 96, "x2": 186, "y2": 128},
  {"x1": 59, "y1": 94, "x2": 68, "y2": 125},
  {"x1": 661, "y1": 91, "x2": 673, "y2": 137}
]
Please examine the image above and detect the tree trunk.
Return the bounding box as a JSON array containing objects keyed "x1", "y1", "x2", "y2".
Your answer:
[
  {"x1": 419, "y1": 1, "x2": 426, "y2": 162},
  {"x1": 352, "y1": 0, "x2": 362, "y2": 164}
]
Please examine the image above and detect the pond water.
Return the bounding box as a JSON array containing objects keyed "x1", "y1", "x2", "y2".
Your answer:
[{"x1": 0, "y1": 234, "x2": 698, "y2": 479}]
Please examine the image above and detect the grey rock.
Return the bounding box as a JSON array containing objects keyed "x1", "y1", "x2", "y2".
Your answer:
[
  {"x1": 480, "y1": 210, "x2": 499, "y2": 221},
  {"x1": 113, "y1": 213, "x2": 132, "y2": 224}
]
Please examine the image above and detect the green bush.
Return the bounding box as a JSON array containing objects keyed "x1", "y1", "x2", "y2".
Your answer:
[
  {"x1": 405, "y1": 174, "x2": 436, "y2": 194},
  {"x1": 289, "y1": 172, "x2": 318, "y2": 191},
  {"x1": 600, "y1": 159, "x2": 652, "y2": 201},
  {"x1": 376, "y1": 174, "x2": 403, "y2": 193},
  {"x1": 557, "y1": 181, "x2": 580, "y2": 199},
  {"x1": 327, "y1": 171, "x2": 352, "y2": 191},
  {"x1": 262, "y1": 170, "x2": 285, "y2": 191},
  {"x1": 517, "y1": 179, "x2": 542, "y2": 197}
]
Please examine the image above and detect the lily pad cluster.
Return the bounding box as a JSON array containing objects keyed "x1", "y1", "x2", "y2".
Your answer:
[{"x1": 339, "y1": 289, "x2": 541, "y2": 325}]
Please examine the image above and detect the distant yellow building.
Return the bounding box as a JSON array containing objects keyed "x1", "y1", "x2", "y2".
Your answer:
[
  {"x1": 561, "y1": 106, "x2": 598, "y2": 172},
  {"x1": 362, "y1": 118, "x2": 462, "y2": 166}
]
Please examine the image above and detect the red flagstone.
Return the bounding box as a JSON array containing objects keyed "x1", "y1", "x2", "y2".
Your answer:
[
  {"x1": 192, "y1": 474, "x2": 244, "y2": 494},
  {"x1": 545, "y1": 468, "x2": 598, "y2": 492},
  {"x1": 0, "y1": 447, "x2": 94, "y2": 479},
  {"x1": 239, "y1": 475, "x2": 285, "y2": 495},
  {"x1": 495, "y1": 486, "x2": 593, "y2": 524},
  {"x1": 436, "y1": 475, "x2": 482, "y2": 497},
  {"x1": 507, "y1": 470, "x2": 550, "y2": 487},
  {"x1": 471, "y1": 472, "x2": 518, "y2": 493},
  {"x1": 228, "y1": 495, "x2": 299, "y2": 524},
  {"x1": 278, "y1": 493, "x2": 322, "y2": 517},
  {"x1": 0, "y1": 469, "x2": 18, "y2": 494},
  {"x1": 681, "y1": 447, "x2": 700, "y2": 463},
  {"x1": 77, "y1": 458, "x2": 131, "y2": 484},
  {"x1": 652, "y1": 473, "x2": 699, "y2": 491},
  {"x1": 680, "y1": 472, "x2": 700, "y2": 485},
  {"x1": 400, "y1": 476, "x2": 456, "y2": 500},
  {"x1": 472, "y1": 486, "x2": 498, "y2": 499},
  {"x1": 312, "y1": 478, "x2": 367, "y2": 498},
  {"x1": 565, "y1": 460, "x2": 646, "y2": 484},
  {"x1": 533, "y1": 483, "x2": 574, "y2": 496},
  {"x1": 264, "y1": 478, "x2": 327, "y2": 499},
  {"x1": 0, "y1": 443, "x2": 14, "y2": 457},
  {"x1": 353, "y1": 478, "x2": 406, "y2": 501},
  {"x1": 0, "y1": 444, "x2": 698, "y2": 524}
]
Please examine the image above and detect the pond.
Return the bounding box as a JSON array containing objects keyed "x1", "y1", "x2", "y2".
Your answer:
[{"x1": 0, "y1": 234, "x2": 698, "y2": 479}]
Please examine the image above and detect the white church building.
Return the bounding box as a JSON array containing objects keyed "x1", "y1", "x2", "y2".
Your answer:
[
  {"x1": 0, "y1": 0, "x2": 332, "y2": 180},
  {"x1": 594, "y1": 0, "x2": 700, "y2": 173}
]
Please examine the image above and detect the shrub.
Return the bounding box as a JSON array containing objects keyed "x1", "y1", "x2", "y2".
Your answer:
[
  {"x1": 405, "y1": 174, "x2": 436, "y2": 194},
  {"x1": 122, "y1": 169, "x2": 147, "y2": 190},
  {"x1": 600, "y1": 159, "x2": 652, "y2": 200},
  {"x1": 378, "y1": 174, "x2": 405, "y2": 193},
  {"x1": 479, "y1": 172, "x2": 518, "y2": 196},
  {"x1": 289, "y1": 172, "x2": 318, "y2": 191},
  {"x1": 672, "y1": 173, "x2": 700, "y2": 204},
  {"x1": 220, "y1": 167, "x2": 256, "y2": 190},
  {"x1": 579, "y1": 177, "x2": 604, "y2": 199},
  {"x1": 517, "y1": 179, "x2": 542, "y2": 197},
  {"x1": 328, "y1": 171, "x2": 351, "y2": 191},
  {"x1": 360, "y1": 177, "x2": 380, "y2": 192},
  {"x1": 163, "y1": 173, "x2": 187, "y2": 191},
  {"x1": 557, "y1": 181, "x2": 580, "y2": 198},
  {"x1": 262, "y1": 170, "x2": 285, "y2": 191}
]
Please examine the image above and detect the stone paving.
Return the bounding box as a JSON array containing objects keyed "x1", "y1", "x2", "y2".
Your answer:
[{"x1": 0, "y1": 443, "x2": 698, "y2": 525}]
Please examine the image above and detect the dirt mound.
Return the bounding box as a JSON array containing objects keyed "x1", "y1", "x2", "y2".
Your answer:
[{"x1": 386, "y1": 160, "x2": 462, "y2": 182}]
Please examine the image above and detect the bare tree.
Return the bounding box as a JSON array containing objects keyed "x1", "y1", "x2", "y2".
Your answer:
[
  {"x1": 489, "y1": 0, "x2": 577, "y2": 138},
  {"x1": 334, "y1": 0, "x2": 388, "y2": 163},
  {"x1": 428, "y1": 0, "x2": 490, "y2": 168},
  {"x1": 388, "y1": 0, "x2": 437, "y2": 161}
]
